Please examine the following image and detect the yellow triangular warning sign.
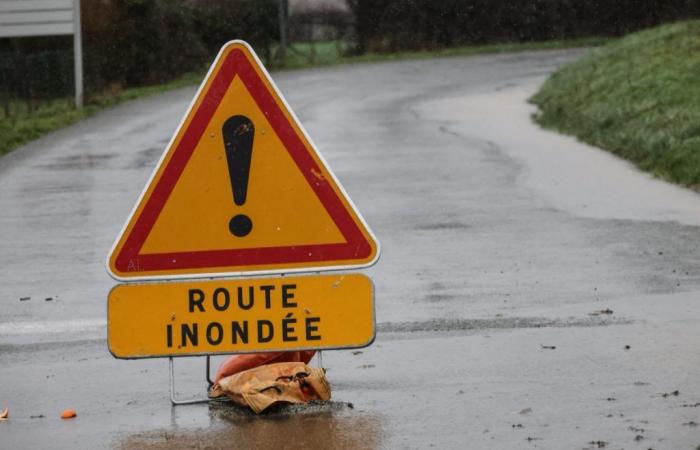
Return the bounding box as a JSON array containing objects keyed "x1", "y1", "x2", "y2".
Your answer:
[{"x1": 107, "y1": 41, "x2": 379, "y2": 280}]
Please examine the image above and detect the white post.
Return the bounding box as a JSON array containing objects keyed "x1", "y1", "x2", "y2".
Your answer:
[{"x1": 73, "y1": 0, "x2": 83, "y2": 108}]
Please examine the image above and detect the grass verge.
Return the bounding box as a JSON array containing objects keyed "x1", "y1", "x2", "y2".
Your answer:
[
  {"x1": 1, "y1": 37, "x2": 608, "y2": 157},
  {"x1": 0, "y1": 72, "x2": 202, "y2": 156},
  {"x1": 531, "y1": 20, "x2": 700, "y2": 189},
  {"x1": 281, "y1": 37, "x2": 609, "y2": 69}
]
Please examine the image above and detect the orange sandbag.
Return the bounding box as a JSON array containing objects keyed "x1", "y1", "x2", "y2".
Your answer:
[
  {"x1": 210, "y1": 361, "x2": 331, "y2": 413},
  {"x1": 214, "y1": 351, "x2": 315, "y2": 383}
]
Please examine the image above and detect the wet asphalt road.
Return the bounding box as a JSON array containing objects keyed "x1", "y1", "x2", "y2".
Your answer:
[{"x1": 2, "y1": 49, "x2": 700, "y2": 449}]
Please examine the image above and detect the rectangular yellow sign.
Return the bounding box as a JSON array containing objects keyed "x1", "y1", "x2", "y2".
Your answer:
[{"x1": 108, "y1": 274, "x2": 375, "y2": 359}]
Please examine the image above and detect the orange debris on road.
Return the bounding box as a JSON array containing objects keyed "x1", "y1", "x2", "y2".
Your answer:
[{"x1": 60, "y1": 409, "x2": 77, "y2": 419}]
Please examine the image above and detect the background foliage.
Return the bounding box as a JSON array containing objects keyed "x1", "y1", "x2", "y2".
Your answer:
[
  {"x1": 2, "y1": 0, "x2": 699, "y2": 111},
  {"x1": 347, "y1": 0, "x2": 700, "y2": 52},
  {"x1": 531, "y1": 20, "x2": 700, "y2": 187},
  {"x1": 0, "y1": 0, "x2": 278, "y2": 109}
]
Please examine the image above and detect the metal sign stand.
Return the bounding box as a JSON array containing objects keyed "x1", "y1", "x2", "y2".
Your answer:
[{"x1": 168, "y1": 356, "x2": 214, "y2": 405}]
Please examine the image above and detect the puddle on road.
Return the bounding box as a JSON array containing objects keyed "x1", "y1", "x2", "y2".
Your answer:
[
  {"x1": 414, "y1": 221, "x2": 472, "y2": 231},
  {"x1": 377, "y1": 316, "x2": 630, "y2": 333},
  {"x1": 37, "y1": 153, "x2": 117, "y2": 170},
  {"x1": 124, "y1": 147, "x2": 162, "y2": 169},
  {"x1": 117, "y1": 401, "x2": 384, "y2": 450}
]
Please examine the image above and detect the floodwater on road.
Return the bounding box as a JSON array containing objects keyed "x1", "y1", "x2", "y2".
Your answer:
[
  {"x1": 119, "y1": 402, "x2": 383, "y2": 450},
  {"x1": 2, "y1": 49, "x2": 700, "y2": 449}
]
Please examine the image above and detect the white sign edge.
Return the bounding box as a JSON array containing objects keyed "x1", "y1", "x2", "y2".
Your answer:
[{"x1": 104, "y1": 39, "x2": 381, "y2": 282}]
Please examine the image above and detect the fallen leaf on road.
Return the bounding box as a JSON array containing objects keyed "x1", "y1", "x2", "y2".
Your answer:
[
  {"x1": 0, "y1": 408, "x2": 8, "y2": 420},
  {"x1": 61, "y1": 409, "x2": 77, "y2": 419},
  {"x1": 589, "y1": 309, "x2": 613, "y2": 316},
  {"x1": 519, "y1": 408, "x2": 532, "y2": 415},
  {"x1": 661, "y1": 390, "x2": 680, "y2": 398}
]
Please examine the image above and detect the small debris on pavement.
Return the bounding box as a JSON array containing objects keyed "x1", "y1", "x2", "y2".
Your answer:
[
  {"x1": 60, "y1": 409, "x2": 77, "y2": 419},
  {"x1": 682, "y1": 402, "x2": 700, "y2": 408},
  {"x1": 634, "y1": 381, "x2": 650, "y2": 386},
  {"x1": 357, "y1": 364, "x2": 375, "y2": 369},
  {"x1": 512, "y1": 423, "x2": 523, "y2": 428},
  {"x1": 661, "y1": 390, "x2": 680, "y2": 398},
  {"x1": 19, "y1": 297, "x2": 30, "y2": 301},
  {"x1": 0, "y1": 408, "x2": 8, "y2": 420},
  {"x1": 30, "y1": 414, "x2": 45, "y2": 419},
  {"x1": 589, "y1": 309, "x2": 613, "y2": 316},
  {"x1": 683, "y1": 421, "x2": 698, "y2": 427},
  {"x1": 634, "y1": 434, "x2": 645, "y2": 441},
  {"x1": 588, "y1": 440, "x2": 607, "y2": 448},
  {"x1": 352, "y1": 351, "x2": 363, "y2": 355},
  {"x1": 45, "y1": 297, "x2": 53, "y2": 301},
  {"x1": 519, "y1": 407, "x2": 532, "y2": 415},
  {"x1": 624, "y1": 345, "x2": 631, "y2": 350},
  {"x1": 606, "y1": 397, "x2": 616, "y2": 401},
  {"x1": 540, "y1": 345, "x2": 556, "y2": 350}
]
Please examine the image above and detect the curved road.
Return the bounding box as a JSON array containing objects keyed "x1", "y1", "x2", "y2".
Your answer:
[{"x1": 2, "y1": 50, "x2": 700, "y2": 449}]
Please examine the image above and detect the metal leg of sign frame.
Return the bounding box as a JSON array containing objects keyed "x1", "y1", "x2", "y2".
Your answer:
[{"x1": 169, "y1": 356, "x2": 214, "y2": 405}]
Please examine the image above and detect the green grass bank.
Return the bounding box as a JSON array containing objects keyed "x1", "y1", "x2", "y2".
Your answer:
[
  {"x1": 531, "y1": 21, "x2": 700, "y2": 189},
  {"x1": 0, "y1": 37, "x2": 607, "y2": 158},
  {"x1": 0, "y1": 72, "x2": 202, "y2": 157}
]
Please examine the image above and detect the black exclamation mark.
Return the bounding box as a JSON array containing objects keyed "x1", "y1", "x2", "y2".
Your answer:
[{"x1": 222, "y1": 115, "x2": 254, "y2": 237}]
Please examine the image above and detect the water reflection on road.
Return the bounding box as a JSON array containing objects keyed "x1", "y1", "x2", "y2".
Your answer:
[{"x1": 118, "y1": 401, "x2": 383, "y2": 450}]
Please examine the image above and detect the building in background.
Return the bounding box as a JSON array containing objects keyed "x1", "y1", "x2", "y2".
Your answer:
[{"x1": 289, "y1": 0, "x2": 352, "y2": 42}]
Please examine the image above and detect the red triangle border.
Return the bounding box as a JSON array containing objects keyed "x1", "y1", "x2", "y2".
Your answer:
[{"x1": 114, "y1": 48, "x2": 372, "y2": 273}]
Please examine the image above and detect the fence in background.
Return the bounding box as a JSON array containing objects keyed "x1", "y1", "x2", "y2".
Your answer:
[
  {"x1": 0, "y1": 49, "x2": 73, "y2": 116},
  {"x1": 0, "y1": 0, "x2": 83, "y2": 108}
]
